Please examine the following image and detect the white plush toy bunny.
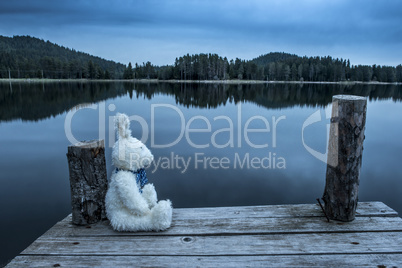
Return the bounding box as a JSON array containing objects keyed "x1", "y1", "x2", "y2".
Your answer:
[{"x1": 105, "y1": 113, "x2": 172, "y2": 232}]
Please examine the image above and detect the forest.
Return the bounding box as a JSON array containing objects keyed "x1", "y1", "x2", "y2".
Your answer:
[
  {"x1": 1, "y1": 35, "x2": 401, "y2": 82},
  {"x1": 135, "y1": 53, "x2": 402, "y2": 82},
  {"x1": 0, "y1": 35, "x2": 125, "y2": 79}
]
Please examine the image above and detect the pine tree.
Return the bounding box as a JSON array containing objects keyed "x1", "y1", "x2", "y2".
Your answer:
[
  {"x1": 87, "y1": 60, "x2": 96, "y2": 79},
  {"x1": 123, "y1": 62, "x2": 134, "y2": 79}
]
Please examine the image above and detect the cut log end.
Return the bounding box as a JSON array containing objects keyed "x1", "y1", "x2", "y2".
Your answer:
[{"x1": 333, "y1": 95, "x2": 367, "y2": 101}]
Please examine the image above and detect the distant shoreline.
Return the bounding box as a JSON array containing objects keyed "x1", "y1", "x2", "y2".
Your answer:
[{"x1": 0, "y1": 78, "x2": 400, "y2": 85}]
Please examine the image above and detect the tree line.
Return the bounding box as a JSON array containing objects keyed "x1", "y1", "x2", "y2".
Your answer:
[
  {"x1": 1, "y1": 35, "x2": 401, "y2": 82},
  {"x1": 130, "y1": 52, "x2": 402, "y2": 83}
]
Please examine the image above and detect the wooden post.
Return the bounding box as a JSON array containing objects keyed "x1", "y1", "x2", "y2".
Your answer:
[
  {"x1": 323, "y1": 95, "x2": 367, "y2": 222},
  {"x1": 67, "y1": 140, "x2": 108, "y2": 225}
]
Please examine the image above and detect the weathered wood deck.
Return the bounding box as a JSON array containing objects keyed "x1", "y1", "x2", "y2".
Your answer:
[{"x1": 6, "y1": 202, "x2": 402, "y2": 267}]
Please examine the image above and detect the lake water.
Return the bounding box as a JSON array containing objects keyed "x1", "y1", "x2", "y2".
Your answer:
[{"x1": 0, "y1": 81, "x2": 401, "y2": 265}]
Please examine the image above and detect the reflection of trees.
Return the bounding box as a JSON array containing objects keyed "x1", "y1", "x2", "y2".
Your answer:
[
  {"x1": 1, "y1": 82, "x2": 401, "y2": 122},
  {"x1": 0, "y1": 82, "x2": 127, "y2": 122},
  {"x1": 132, "y1": 83, "x2": 402, "y2": 109}
]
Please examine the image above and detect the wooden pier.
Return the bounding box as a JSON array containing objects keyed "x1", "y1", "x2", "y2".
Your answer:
[{"x1": 6, "y1": 201, "x2": 402, "y2": 267}]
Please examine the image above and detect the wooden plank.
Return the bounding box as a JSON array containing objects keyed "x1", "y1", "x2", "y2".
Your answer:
[
  {"x1": 21, "y1": 232, "x2": 402, "y2": 256},
  {"x1": 42, "y1": 215, "x2": 402, "y2": 237},
  {"x1": 171, "y1": 202, "x2": 399, "y2": 219},
  {"x1": 7, "y1": 254, "x2": 402, "y2": 267},
  {"x1": 40, "y1": 201, "x2": 399, "y2": 238},
  {"x1": 56, "y1": 202, "x2": 400, "y2": 224}
]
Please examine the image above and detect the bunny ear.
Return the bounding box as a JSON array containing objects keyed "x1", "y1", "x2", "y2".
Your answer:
[{"x1": 115, "y1": 113, "x2": 131, "y2": 139}]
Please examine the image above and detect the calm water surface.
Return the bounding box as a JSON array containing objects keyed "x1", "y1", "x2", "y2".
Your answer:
[{"x1": 0, "y1": 81, "x2": 401, "y2": 265}]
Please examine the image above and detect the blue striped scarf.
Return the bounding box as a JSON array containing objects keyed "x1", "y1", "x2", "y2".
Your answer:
[{"x1": 115, "y1": 168, "x2": 148, "y2": 193}]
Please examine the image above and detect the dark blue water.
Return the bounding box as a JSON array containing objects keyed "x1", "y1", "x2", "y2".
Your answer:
[{"x1": 0, "y1": 81, "x2": 401, "y2": 266}]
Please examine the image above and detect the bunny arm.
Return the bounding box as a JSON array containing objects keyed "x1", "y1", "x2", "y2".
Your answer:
[
  {"x1": 142, "y1": 183, "x2": 158, "y2": 209},
  {"x1": 114, "y1": 171, "x2": 150, "y2": 216}
]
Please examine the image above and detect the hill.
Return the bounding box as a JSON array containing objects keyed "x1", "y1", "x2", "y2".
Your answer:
[
  {"x1": 250, "y1": 52, "x2": 299, "y2": 66},
  {"x1": 0, "y1": 35, "x2": 125, "y2": 79}
]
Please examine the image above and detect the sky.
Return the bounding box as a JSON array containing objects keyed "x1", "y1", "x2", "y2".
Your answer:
[{"x1": 0, "y1": 0, "x2": 401, "y2": 66}]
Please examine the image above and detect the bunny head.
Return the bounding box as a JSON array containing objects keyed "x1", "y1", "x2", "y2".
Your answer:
[{"x1": 112, "y1": 113, "x2": 154, "y2": 171}]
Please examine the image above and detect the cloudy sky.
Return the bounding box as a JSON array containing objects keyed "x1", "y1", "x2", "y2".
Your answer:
[{"x1": 0, "y1": 0, "x2": 401, "y2": 66}]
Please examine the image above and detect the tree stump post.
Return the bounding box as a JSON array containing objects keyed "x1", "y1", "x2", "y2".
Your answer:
[
  {"x1": 323, "y1": 95, "x2": 367, "y2": 222},
  {"x1": 67, "y1": 140, "x2": 108, "y2": 225}
]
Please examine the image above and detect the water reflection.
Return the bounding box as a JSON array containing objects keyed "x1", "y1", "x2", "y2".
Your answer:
[
  {"x1": 131, "y1": 82, "x2": 402, "y2": 109},
  {"x1": 1, "y1": 81, "x2": 401, "y2": 122},
  {"x1": 0, "y1": 82, "x2": 126, "y2": 122}
]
